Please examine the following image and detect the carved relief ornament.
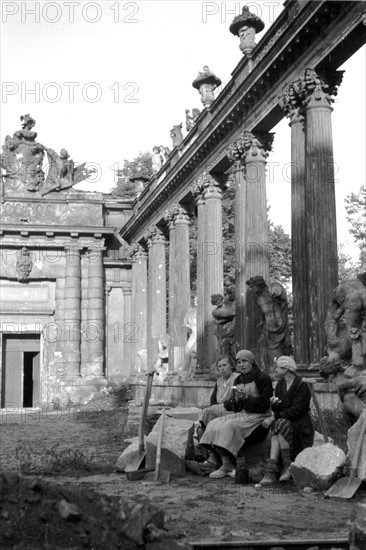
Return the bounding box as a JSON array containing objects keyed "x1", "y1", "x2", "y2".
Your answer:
[
  {"x1": 227, "y1": 131, "x2": 274, "y2": 166},
  {"x1": 164, "y1": 204, "x2": 190, "y2": 229},
  {"x1": 145, "y1": 225, "x2": 166, "y2": 247},
  {"x1": 16, "y1": 246, "x2": 33, "y2": 282}
]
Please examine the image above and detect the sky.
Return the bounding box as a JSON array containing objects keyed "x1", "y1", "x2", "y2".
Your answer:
[{"x1": 1, "y1": 1, "x2": 365, "y2": 260}]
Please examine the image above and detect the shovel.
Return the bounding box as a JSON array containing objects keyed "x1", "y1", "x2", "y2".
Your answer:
[
  {"x1": 305, "y1": 379, "x2": 329, "y2": 443},
  {"x1": 324, "y1": 410, "x2": 366, "y2": 499},
  {"x1": 142, "y1": 407, "x2": 170, "y2": 485},
  {"x1": 125, "y1": 370, "x2": 155, "y2": 478}
]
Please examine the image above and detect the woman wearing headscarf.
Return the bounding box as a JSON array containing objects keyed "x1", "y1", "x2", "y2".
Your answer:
[
  {"x1": 260, "y1": 356, "x2": 314, "y2": 484},
  {"x1": 199, "y1": 349, "x2": 273, "y2": 478}
]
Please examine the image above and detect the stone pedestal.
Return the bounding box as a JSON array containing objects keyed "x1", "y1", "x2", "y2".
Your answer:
[
  {"x1": 227, "y1": 131, "x2": 273, "y2": 355},
  {"x1": 146, "y1": 225, "x2": 167, "y2": 365}
]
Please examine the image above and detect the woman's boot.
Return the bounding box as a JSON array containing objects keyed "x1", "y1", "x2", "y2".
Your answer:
[
  {"x1": 279, "y1": 448, "x2": 292, "y2": 482},
  {"x1": 260, "y1": 458, "x2": 279, "y2": 485}
]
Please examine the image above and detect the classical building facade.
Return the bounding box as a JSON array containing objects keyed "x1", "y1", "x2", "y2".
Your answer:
[{"x1": 1, "y1": 1, "x2": 365, "y2": 407}]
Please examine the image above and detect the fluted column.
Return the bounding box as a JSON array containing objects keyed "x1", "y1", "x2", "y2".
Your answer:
[
  {"x1": 303, "y1": 68, "x2": 343, "y2": 364},
  {"x1": 280, "y1": 87, "x2": 310, "y2": 366},
  {"x1": 63, "y1": 245, "x2": 81, "y2": 378},
  {"x1": 227, "y1": 131, "x2": 273, "y2": 356},
  {"x1": 165, "y1": 204, "x2": 191, "y2": 372},
  {"x1": 55, "y1": 276, "x2": 65, "y2": 353},
  {"x1": 130, "y1": 243, "x2": 148, "y2": 373},
  {"x1": 122, "y1": 285, "x2": 133, "y2": 376},
  {"x1": 146, "y1": 225, "x2": 167, "y2": 364},
  {"x1": 86, "y1": 244, "x2": 105, "y2": 378},
  {"x1": 191, "y1": 181, "x2": 206, "y2": 373}
]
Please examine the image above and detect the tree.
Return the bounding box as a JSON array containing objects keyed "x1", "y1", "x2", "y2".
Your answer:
[
  {"x1": 111, "y1": 151, "x2": 153, "y2": 198},
  {"x1": 345, "y1": 185, "x2": 366, "y2": 251}
]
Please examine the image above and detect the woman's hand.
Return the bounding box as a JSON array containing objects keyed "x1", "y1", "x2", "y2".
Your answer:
[
  {"x1": 270, "y1": 396, "x2": 281, "y2": 405},
  {"x1": 233, "y1": 384, "x2": 246, "y2": 399}
]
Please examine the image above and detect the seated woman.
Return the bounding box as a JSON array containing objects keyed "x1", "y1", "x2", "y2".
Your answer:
[
  {"x1": 199, "y1": 349, "x2": 273, "y2": 478},
  {"x1": 197, "y1": 355, "x2": 239, "y2": 438},
  {"x1": 260, "y1": 356, "x2": 314, "y2": 484}
]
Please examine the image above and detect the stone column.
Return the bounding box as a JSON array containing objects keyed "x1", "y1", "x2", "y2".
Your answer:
[
  {"x1": 130, "y1": 243, "x2": 148, "y2": 373},
  {"x1": 164, "y1": 210, "x2": 177, "y2": 372},
  {"x1": 55, "y1": 277, "x2": 65, "y2": 353},
  {"x1": 165, "y1": 204, "x2": 191, "y2": 372},
  {"x1": 86, "y1": 244, "x2": 105, "y2": 379},
  {"x1": 146, "y1": 225, "x2": 167, "y2": 364},
  {"x1": 280, "y1": 87, "x2": 310, "y2": 366},
  {"x1": 191, "y1": 181, "x2": 206, "y2": 373},
  {"x1": 227, "y1": 131, "x2": 273, "y2": 356},
  {"x1": 122, "y1": 285, "x2": 133, "y2": 376},
  {"x1": 303, "y1": 68, "x2": 343, "y2": 364},
  {"x1": 63, "y1": 244, "x2": 81, "y2": 378},
  {"x1": 199, "y1": 174, "x2": 224, "y2": 370}
]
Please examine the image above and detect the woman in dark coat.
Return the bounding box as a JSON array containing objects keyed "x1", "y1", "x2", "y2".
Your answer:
[{"x1": 260, "y1": 356, "x2": 314, "y2": 484}]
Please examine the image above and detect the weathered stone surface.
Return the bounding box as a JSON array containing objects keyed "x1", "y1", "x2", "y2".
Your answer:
[
  {"x1": 115, "y1": 440, "x2": 140, "y2": 472},
  {"x1": 121, "y1": 502, "x2": 164, "y2": 545},
  {"x1": 289, "y1": 442, "x2": 346, "y2": 491},
  {"x1": 347, "y1": 414, "x2": 366, "y2": 480},
  {"x1": 166, "y1": 407, "x2": 201, "y2": 421},
  {"x1": 146, "y1": 416, "x2": 195, "y2": 476}
]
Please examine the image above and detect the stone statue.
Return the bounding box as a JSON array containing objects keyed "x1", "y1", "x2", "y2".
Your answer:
[
  {"x1": 320, "y1": 273, "x2": 366, "y2": 418},
  {"x1": 16, "y1": 247, "x2": 33, "y2": 282},
  {"x1": 154, "y1": 334, "x2": 170, "y2": 382},
  {"x1": 170, "y1": 124, "x2": 184, "y2": 148},
  {"x1": 41, "y1": 147, "x2": 96, "y2": 196},
  {"x1": 152, "y1": 146, "x2": 164, "y2": 174},
  {"x1": 185, "y1": 108, "x2": 201, "y2": 131},
  {"x1": 246, "y1": 275, "x2": 292, "y2": 373},
  {"x1": 1, "y1": 115, "x2": 95, "y2": 197},
  {"x1": 177, "y1": 307, "x2": 197, "y2": 381},
  {"x1": 1, "y1": 115, "x2": 45, "y2": 192},
  {"x1": 211, "y1": 293, "x2": 236, "y2": 361},
  {"x1": 159, "y1": 146, "x2": 170, "y2": 162}
]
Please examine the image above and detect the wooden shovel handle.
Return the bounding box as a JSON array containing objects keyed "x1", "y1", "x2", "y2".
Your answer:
[
  {"x1": 350, "y1": 411, "x2": 366, "y2": 475},
  {"x1": 155, "y1": 407, "x2": 165, "y2": 480},
  {"x1": 138, "y1": 371, "x2": 155, "y2": 453},
  {"x1": 308, "y1": 383, "x2": 329, "y2": 444}
]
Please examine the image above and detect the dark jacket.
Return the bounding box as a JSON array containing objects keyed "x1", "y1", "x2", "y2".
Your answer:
[
  {"x1": 223, "y1": 365, "x2": 272, "y2": 414},
  {"x1": 271, "y1": 375, "x2": 314, "y2": 457}
]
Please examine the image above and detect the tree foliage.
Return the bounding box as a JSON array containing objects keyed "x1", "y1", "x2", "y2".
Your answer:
[
  {"x1": 345, "y1": 185, "x2": 366, "y2": 249},
  {"x1": 111, "y1": 151, "x2": 153, "y2": 198}
]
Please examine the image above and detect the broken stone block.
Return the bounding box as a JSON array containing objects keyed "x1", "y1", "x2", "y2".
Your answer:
[
  {"x1": 145, "y1": 416, "x2": 195, "y2": 476},
  {"x1": 115, "y1": 440, "x2": 140, "y2": 472},
  {"x1": 347, "y1": 414, "x2": 366, "y2": 481},
  {"x1": 289, "y1": 442, "x2": 346, "y2": 491}
]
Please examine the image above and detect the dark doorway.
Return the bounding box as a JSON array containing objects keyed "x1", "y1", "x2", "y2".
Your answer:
[{"x1": 23, "y1": 352, "x2": 40, "y2": 408}]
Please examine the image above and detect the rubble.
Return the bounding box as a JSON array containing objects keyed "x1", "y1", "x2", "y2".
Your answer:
[{"x1": 289, "y1": 442, "x2": 346, "y2": 491}]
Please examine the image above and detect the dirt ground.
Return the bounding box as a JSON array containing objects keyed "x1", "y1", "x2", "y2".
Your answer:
[{"x1": 0, "y1": 404, "x2": 364, "y2": 547}]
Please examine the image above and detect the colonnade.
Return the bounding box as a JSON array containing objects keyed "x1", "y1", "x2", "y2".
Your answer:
[{"x1": 129, "y1": 67, "x2": 342, "y2": 375}]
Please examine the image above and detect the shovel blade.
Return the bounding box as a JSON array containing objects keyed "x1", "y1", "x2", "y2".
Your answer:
[
  {"x1": 324, "y1": 476, "x2": 362, "y2": 499},
  {"x1": 124, "y1": 450, "x2": 146, "y2": 474},
  {"x1": 142, "y1": 470, "x2": 170, "y2": 485}
]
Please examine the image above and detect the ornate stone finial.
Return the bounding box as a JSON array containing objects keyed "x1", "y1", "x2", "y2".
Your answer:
[
  {"x1": 129, "y1": 172, "x2": 150, "y2": 197},
  {"x1": 185, "y1": 108, "x2": 201, "y2": 132},
  {"x1": 170, "y1": 124, "x2": 184, "y2": 148},
  {"x1": 192, "y1": 67, "x2": 222, "y2": 108},
  {"x1": 227, "y1": 131, "x2": 274, "y2": 165},
  {"x1": 229, "y1": 5, "x2": 265, "y2": 56},
  {"x1": 16, "y1": 246, "x2": 33, "y2": 282}
]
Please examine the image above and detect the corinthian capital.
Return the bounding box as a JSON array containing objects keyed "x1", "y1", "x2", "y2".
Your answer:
[
  {"x1": 145, "y1": 224, "x2": 166, "y2": 247},
  {"x1": 227, "y1": 131, "x2": 274, "y2": 165},
  {"x1": 127, "y1": 242, "x2": 147, "y2": 261},
  {"x1": 301, "y1": 68, "x2": 343, "y2": 108},
  {"x1": 164, "y1": 203, "x2": 190, "y2": 229}
]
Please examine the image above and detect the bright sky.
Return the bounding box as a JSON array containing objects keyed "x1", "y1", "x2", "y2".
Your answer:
[{"x1": 1, "y1": 1, "x2": 365, "y2": 259}]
